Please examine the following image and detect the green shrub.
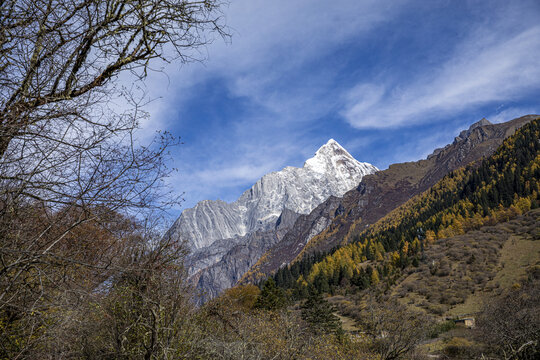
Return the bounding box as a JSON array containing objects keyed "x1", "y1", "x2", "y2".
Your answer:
[{"x1": 429, "y1": 320, "x2": 456, "y2": 338}]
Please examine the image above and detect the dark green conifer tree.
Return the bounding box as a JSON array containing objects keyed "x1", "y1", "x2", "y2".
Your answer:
[
  {"x1": 301, "y1": 286, "x2": 342, "y2": 335},
  {"x1": 254, "y1": 278, "x2": 287, "y2": 310},
  {"x1": 314, "y1": 272, "x2": 330, "y2": 294}
]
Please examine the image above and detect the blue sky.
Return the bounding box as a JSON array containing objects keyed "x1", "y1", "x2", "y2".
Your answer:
[{"x1": 136, "y1": 0, "x2": 540, "y2": 215}]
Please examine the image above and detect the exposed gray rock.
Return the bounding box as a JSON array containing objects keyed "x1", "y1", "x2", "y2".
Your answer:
[
  {"x1": 167, "y1": 139, "x2": 378, "y2": 300},
  {"x1": 428, "y1": 118, "x2": 494, "y2": 160},
  {"x1": 243, "y1": 115, "x2": 539, "y2": 283},
  {"x1": 454, "y1": 117, "x2": 493, "y2": 144},
  {"x1": 191, "y1": 208, "x2": 300, "y2": 303},
  {"x1": 169, "y1": 139, "x2": 377, "y2": 251}
]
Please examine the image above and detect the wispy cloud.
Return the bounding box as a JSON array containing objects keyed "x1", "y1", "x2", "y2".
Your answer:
[
  {"x1": 174, "y1": 162, "x2": 281, "y2": 202},
  {"x1": 166, "y1": 134, "x2": 313, "y2": 206},
  {"x1": 141, "y1": 0, "x2": 409, "y2": 127},
  {"x1": 485, "y1": 107, "x2": 539, "y2": 124},
  {"x1": 128, "y1": 0, "x2": 540, "y2": 211},
  {"x1": 143, "y1": 0, "x2": 411, "y2": 208},
  {"x1": 342, "y1": 25, "x2": 540, "y2": 129}
]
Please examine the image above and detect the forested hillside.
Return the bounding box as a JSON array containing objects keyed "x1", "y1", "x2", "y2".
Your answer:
[
  {"x1": 242, "y1": 116, "x2": 537, "y2": 286},
  {"x1": 271, "y1": 118, "x2": 540, "y2": 298}
]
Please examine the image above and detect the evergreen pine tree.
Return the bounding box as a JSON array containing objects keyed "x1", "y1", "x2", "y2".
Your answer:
[
  {"x1": 314, "y1": 272, "x2": 330, "y2": 294},
  {"x1": 254, "y1": 278, "x2": 287, "y2": 310},
  {"x1": 301, "y1": 286, "x2": 342, "y2": 335}
]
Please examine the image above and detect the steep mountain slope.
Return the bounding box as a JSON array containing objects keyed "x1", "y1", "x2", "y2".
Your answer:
[
  {"x1": 242, "y1": 115, "x2": 538, "y2": 284},
  {"x1": 169, "y1": 139, "x2": 377, "y2": 251},
  {"x1": 190, "y1": 209, "x2": 300, "y2": 302},
  {"x1": 271, "y1": 117, "x2": 539, "y2": 299},
  {"x1": 386, "y1": 208, "x2": 540, "y2": 318},
  {"x1": 329, "y1": 208, "x2": 540, "y2": 360},
  {"x1": 167, "y1": 139, "x2": 377, "y2": 300}
]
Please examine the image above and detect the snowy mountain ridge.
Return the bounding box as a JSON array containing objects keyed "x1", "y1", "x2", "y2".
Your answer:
[{"x1": 169, "y1": 139, "x2": 378, "y2": 251}]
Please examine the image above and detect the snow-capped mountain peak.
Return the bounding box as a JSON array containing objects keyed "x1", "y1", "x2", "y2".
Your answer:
[
  {"x1": 304, "y1": 138, "x2": 372, "y2": 176},
  {"x1": 168, "y1": 140, "x2": 378, "y2": 251},
  {"x1": 313, "y1": 138, "x2": 347, "y2": 156}
]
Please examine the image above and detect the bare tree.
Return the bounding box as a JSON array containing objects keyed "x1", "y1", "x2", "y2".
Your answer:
[
  {"x1": 0, "y1": 0, "x2": 226, "y2": 156},
  {"x1": 477, "y1": 277, "x2": 540, "y2": 360},
  {"x1": 41, "y1": 224, "x2": 199, "y2": 359},
  {"x1": 357, "y1": 294, "x2": 431, "y2": 360},
  {"x1": 0, "y1": 0, "x2": 227, "y2": 210},
  {"x1": 0, "y1": 0, "x2": 227, "y2": 357}
]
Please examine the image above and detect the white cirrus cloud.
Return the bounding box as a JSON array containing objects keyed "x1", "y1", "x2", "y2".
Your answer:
[
  {"x1": 342, "y1": 25, "x2": 540, "y2": 129},
  {"x1": 138, "y1": 0, "x2": 411, "y2": 129},
  {"x1": 485, "y1": 107, "x2": 539, "y2": 124}
]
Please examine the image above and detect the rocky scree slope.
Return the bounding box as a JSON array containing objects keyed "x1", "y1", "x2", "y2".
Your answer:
[{"x1": 241, "y1": 115, "x2": 538, "y2": 284}]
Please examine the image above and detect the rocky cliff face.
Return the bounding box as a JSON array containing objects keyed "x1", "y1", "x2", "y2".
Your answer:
[
  {"x1": 167, "y1": 139, "x2": 378, "y2": 300},
  {"x1": 190, "y1": 208, "x2": 300, "y2": 303},
  {"x1": 242, "y1": 115, "x2": 539, "y2": 284},
  {"x1": 169, "y1": 139, "x2": 377, "y2": 251}
]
